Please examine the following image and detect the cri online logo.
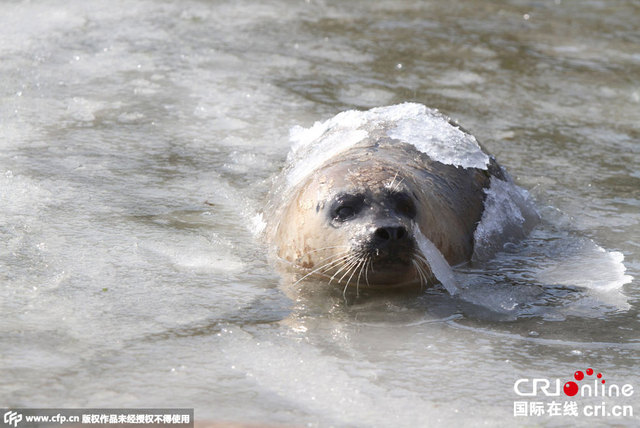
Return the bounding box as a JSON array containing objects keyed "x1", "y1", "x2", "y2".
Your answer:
[{"x1": 514, "y1": 367, "x2": 634, "y2": 398}]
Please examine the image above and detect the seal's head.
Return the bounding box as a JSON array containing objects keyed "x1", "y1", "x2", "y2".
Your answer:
[
  {"x1": 273, "y1": 151, "x2": 438, "y2": 289},
  {"x1": 265, "y1": 103, "x2": 520, "y2": 291}
]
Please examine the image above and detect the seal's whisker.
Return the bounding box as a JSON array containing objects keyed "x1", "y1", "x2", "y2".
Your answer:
[
  {"x1": 419, "y1": 263, "x2": 428, "y2": 290},
  {"x1": 413, "y1": 259, "x2": 427, "y2": 291},
  {"x1": 328, "y1": 253, "x2": 360, "y2": 285},
  {"x1": 291, "y1": 251, "x2": 352, "y2": 286},
  {"x1": 385, "y1": 171, "x2": 399, "y2": 190},
  {"x1": 344, "y1": 254, "x2": 366, "y2": 292},
  {"x1": 392, "y1": 176, "x2": 405, "y2": 193},
  {"x1": 334, "y1": 254, "x2": 362, "y2": 286},
  {"x1": 319, "y1": 254, "x2": 357, "y2": 279},
  {"x1": 317, "y1": 252, "x2": 354, "y2": 275},
  {"x1": 364, "y1": 258, "x2": 371, "y2": 288},
  {"x1": 309, "y1": 250, "x2": 353, "y2": 269},
  {"x1": 299, "y1": 245, "x2": 351, "y2": 256},
  {"x1": 355, "y1": 254, "x2": 368, "y2": 297},
  {"x1": 415, "y1": 258, "x2": 434, "y2": 284},
  {"x1": 414, "y1": 254, "x2": 431, "y2": 268},
  {"x1": 340, "y1": 254, "x2": 364, "y2": 301},
  {"x1": 413, "y1": 255, "x2": 435, "y2": 290},
  {"x1": 412, "y1": 260, "x2": 420, "y2": 286}
]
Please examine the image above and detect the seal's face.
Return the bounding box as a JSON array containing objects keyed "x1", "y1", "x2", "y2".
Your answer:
[
  {"x1": 326, "y1": 185, "x2": 418, "y2": 285},
  {"x1": 274, "y1": 159, "x2": 433, "y2": 289}
]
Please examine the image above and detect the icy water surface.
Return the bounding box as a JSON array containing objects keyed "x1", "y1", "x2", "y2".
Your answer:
[{"x1": 1, "y1": 0, "x2": 639, "y2": 426}]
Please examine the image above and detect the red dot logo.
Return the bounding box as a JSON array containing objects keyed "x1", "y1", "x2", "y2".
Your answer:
[
  {"x1": 565, "y1": 367, "x2": 606, "y2": 394},
  {"x1": 564, "y1": 381, "x2": 579, "y2": 396}
]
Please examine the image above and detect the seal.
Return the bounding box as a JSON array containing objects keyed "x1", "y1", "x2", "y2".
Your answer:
[{"x1": 264, "y1": 103, "x2": 530, "y2": 291}]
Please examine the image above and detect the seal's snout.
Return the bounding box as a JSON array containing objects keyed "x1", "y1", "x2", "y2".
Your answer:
[
  {"x1": 365, "y1": 224, "x2": 415, "y2": 265},
  {"x1": 373, "y1": 226, "x2": 408, "y2": 244}
]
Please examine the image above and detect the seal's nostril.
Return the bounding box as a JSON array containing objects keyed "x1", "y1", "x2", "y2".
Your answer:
[
  {"x1": 374, "y1": 226, "x2": 407, "y2": 241},
  {"x1": 375, "y1": 228, "x2": 391, "y2": 241}
]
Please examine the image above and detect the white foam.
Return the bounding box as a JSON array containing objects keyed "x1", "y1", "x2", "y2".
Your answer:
[
  {"x1": 250, "y1": 212, "x2": 267, "y2": 236},
  {"x1": 285, "y1": 103, "x2": 490, "y2": 187},
  {"x1": 413, "y1": 224, "x2": 458, "y2": 295}
]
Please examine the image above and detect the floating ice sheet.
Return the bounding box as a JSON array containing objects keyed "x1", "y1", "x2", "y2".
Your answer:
[
  {"x1": 462, "y1": 177, "x2": 632, "y2": 316},
  {"x1": 537, "y1": 242, "x2": 633, "y2": 294},
  {"x1": 455, "y1": 230, "x2": 633, "y2": 318}
]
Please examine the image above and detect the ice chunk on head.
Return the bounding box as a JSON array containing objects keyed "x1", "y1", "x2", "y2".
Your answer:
[
  {"x1": 284, "y1": 103, "x2": 490, "y2": 188},
  {"x1": 286, "y1": 126, "x2": 368, "y2": 187},
  {"x1": 383, "y1": 104, "x2": 490, "y2": 170}
]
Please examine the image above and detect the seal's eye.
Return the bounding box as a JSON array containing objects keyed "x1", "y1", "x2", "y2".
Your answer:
[
  {"x1": 331, "y1": 193, "x2": 364, "y2": 222},
  {"x1": 393, "y1": 192, "x2": 417, "y2": 219},
  {"x1": 336, "y1": 206, "x2": 355, "y2": 219}
]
